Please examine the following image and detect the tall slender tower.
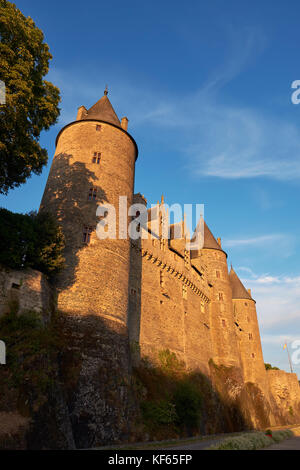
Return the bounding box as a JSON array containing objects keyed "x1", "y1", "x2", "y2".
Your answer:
[
  {"x1": 40, "y1": 90, "x2": 138, "y2": 447},
  {"x1": 229, "y1": 267, "x2": 269, "y2": 386},
  {"x1": 40, "y1": 90, "x2": 138, "y2": 324},
  {"x1": 191, "y1": 222, "x2": 242, "y2": 368}
]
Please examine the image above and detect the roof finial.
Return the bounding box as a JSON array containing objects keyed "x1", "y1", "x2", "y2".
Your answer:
[{"x1": 104, "y1": 85, "x2": 108, "y2": 96}]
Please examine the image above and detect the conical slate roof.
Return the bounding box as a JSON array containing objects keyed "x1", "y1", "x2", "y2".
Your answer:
[
  {"x1": 203, "y1": 221, "x2": 222, "y2": 250},
  {"x1": 229, "y1": 267, "x2": 252, "y2": 300},
  {"x1": 83, "y1": 94, "x2": 121, "y2": 127},
  {"x1": 190, "y1": 219, "x2": 222, "y2": 252}
]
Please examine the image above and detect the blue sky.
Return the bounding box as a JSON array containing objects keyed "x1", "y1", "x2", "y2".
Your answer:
[{"x1": 2, "y1": 0, "x2": 300, "y2": 376}]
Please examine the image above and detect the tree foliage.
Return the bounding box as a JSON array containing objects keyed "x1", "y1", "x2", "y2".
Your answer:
[
  {"x1": 0, "y1": 208, "x2": 65, "y2": 275},
  {"x1": 0, "y1": 0, "x2": 60, "y2": 194},
  {"x1": 264, "y1": 363, "x2": 279, "y2": 371}
]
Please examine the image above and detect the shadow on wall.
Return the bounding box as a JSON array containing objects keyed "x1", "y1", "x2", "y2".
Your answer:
[
  {"x1": 0, "y1": 310, "x2": 137, "y2": 449},
  {"x1": 132, "y1": 354, "x2": 253, "y2": 440},
  {"x1": 128, "y1": 237, "x2": 142, "y2": 362},
  {"x1": 40, "y1": 153, "x2": 108, "y2": 291}
]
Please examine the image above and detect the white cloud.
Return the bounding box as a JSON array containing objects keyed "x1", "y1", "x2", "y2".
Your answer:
[
  {"x1": 238, "y1": 271, "x2": 300, "y2": 330},
  {"x1": 223, "y1": 234, "x2": 286, "y2": 248}
]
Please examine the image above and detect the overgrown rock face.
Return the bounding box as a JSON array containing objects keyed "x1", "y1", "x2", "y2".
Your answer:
[
  {"x1": 58, "y1": 314, "x2": 137, "y2": 448},
  {"x1": 208, "y1": 360, "x2": 274, "y2": 431}
]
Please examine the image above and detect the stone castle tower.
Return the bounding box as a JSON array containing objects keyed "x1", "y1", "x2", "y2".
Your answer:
[
  {"x1": 38, "y1": 91, "x2": 300, "y2": 445},
  {"x1": 40, "y1": 89, "x2": 138, "y2": 325},
  {"x1": 40, "y1": 90, "x2": 139, "y2": 447}
]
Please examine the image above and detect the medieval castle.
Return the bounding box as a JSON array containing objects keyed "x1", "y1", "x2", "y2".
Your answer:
[{"x1": 1, "y1": 90, "x2": 299, "y2": 447}]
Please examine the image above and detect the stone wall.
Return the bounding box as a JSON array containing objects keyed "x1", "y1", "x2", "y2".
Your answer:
[
  {"x1": 0, "y1": 266, "x2": 52, "y2": 321},
  {"x1": 128, "y1": 227, "x2": 213, "y2": 375},
  {"x1": 267, "y1": 369, "x2": 300, "y2": 423}
]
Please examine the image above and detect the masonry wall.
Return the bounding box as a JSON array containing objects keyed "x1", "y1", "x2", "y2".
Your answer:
[
  {"x1": 129, "y1": 232, "x2": 213, "y2": 376},
  {"x1": 267, "y1": 369, "x2": 300, "y2": 423},
  {"x1": 0, "y1": 266, "x2": 52, "y2": 322}
]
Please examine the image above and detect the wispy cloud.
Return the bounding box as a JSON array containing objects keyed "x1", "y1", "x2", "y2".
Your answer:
[
  {"x1": 223, "y1": 234, "x2": 286, "y2": 248},
  {"x1": 47, "y1": 25, "x2": 300, "y2": 182},
  {"x1": 238, "y1": 270, "x2": 300, "y2": 330}
]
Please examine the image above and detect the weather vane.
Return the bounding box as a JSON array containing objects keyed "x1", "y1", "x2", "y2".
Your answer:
[{"x1": 104, "y1": 84, "x2": 108, "y2": 96}]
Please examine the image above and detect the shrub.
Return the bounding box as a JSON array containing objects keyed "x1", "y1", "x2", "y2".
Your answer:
[
  {"x1": 208, "y1": 432, "x2": 273, "y2": 450},
  {"x1": 0, "y1": 208, "x2": 64, "y2": 275},
  {"x1": 208, "y1": 429, "x2": 293, "y2": 450},
  {"x1": 173, "y1": 381, "x2": 202, "y2": 429},
  {"x1": 158, "y1": 349, "x2": 185, "y2": 373},
  {"x1": 141, "y1": 400, "x2": 177, "y2": 427}
]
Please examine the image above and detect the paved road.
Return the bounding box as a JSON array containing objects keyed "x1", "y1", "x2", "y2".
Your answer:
[{"x1": 262, "y1": 436, "x2": 300, "y2": 450}]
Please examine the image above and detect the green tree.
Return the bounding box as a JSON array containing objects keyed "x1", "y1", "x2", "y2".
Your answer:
[
  {"x1": 0, "y1": 0, "x2": 60, "y2": 194},
  {"x1": 0, "y1": 208, "x2": 65, "y2": 275},
  {"x1": 265, "y1": 363, "x2": 279, "y2": 371}
]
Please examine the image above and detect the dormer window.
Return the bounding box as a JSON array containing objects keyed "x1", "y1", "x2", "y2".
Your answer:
[{"x1": 96, "y1": 125, "x2": 101, "y2": 131}]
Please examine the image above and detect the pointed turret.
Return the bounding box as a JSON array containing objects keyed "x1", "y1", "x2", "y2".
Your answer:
[
  {"x1": 202, "y1": 221, "x2": 222, "y2": 250},
  {"x1": 82, "y1": 88, "x2": 121, "y2": 127},
  {"x1": 229, "y1": 267, "x2": 253, "y2": 300}
]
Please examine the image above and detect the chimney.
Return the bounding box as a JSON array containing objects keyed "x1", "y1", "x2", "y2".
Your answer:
[
  {"x1": 76, "y1": 105, "x2": 87, "y2": 121},
  {"x1": 121, "y1": 117, "x2": 128, "y2": 131},
  {"x1": 248, "y1": 288, "x2": 251, "y2": 296},
  {"x1": 217, "y1": 237, "x2": 222, "y2": 247}
]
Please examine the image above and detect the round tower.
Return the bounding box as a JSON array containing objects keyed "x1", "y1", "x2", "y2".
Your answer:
[
  {"x1": 40, "y1": 90, "x2": 139, "y2": 447},
  {"x1": 191, "y1": 221, "x2": 242, "y2": 368},
  {"x1": 229, "y1": 267, "x2": 268, "y2": 385},
  {"x1": 40, "y1": 90, "x2": 138, "y2": 325}
]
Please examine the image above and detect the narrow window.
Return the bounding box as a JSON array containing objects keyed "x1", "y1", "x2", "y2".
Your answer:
[
  {"x1": 11, "y1": 283, "x2": 20, "y2": 290},
  {"x1": 252, "y1": 353, "x2": 255, "y2": 358},
  {"x1": 218, "y1": 292, "x2": 224, "y2": 301},
  {"x1": 83, "y1": 226, "x2": 93, "y2": 244},
  {"x1": 96, "y1": 124, "x2": 101, "y2": 131},
  {"x1": 245, "y1": 302, "x2": 248, "y2": 306},
  {"x1": 92, "y1": 152, "x2": 101, "y2": 164},
  {"x1": 222, "y1": 319, "x2": 226, "y2": 327},
  {"x1": 249, "y1": 333, "x2": 253, "y2": 340},
  {"x1": 216, "y1": 270, "x2": 220, "y2": 279},
  {"x1": 88, "y1": 187, "x2": 97, "y2": 201}
]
